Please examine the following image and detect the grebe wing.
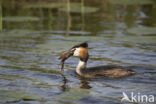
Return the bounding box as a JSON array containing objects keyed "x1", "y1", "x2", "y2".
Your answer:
[
  {"x1": 86, "y1": 65, "x2": 123, "y2": 71},
  {"x1": 85, "y1": 65, "x2": 135, "y2": 78}
]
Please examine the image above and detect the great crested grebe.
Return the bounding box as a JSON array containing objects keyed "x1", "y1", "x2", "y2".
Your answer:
[{"x1": 59, "y1": 42, "x2": 135, "y2": 78}]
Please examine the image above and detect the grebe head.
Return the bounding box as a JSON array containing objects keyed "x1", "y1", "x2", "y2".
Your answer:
[
  {"x1": 59, "y1": 42, "x2": 89, "y2": 63},
  {"x1": 73, "y1": 47, "x2": 89, "y2": 62},
  {"x1": 72, "y1": 42, "x2": 89, "y2": 62}
]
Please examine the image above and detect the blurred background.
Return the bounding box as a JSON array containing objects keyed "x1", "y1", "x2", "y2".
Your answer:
[{"x1": 0, "y1": 0, "x2": 156, "y2": 104}]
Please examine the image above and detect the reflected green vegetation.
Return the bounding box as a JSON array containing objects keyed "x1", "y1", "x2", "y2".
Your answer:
[
  {"x1": 54, "y1": 88, "x2": 91, "y2": 101},
  {"x1": 0, "y1": 90, "x2": 44, "y2": 103},
  {"x1": 24, "y1": 3, "x2": 63, "y2": 9},
  {"x1": 127, "y1": 26, "x2": 156, "y2": 35},
  {"x1": 64, "y1": 36, "x2": 105, "y2": 41},
  {"x1": 0, "y1": 29, "x2": 36, "y2": 37},
  {"x1": 28, "y1": 36, "x2": 106, "y2": 55},
  {"x1": 60, "y1": 3, "x2": 99, "y2": 13},
  {"x1": 111, "y1": 0, "x2": 154, "y2": 5},
  {"x1": 28, "y1": 41, "x2": 76, "y2": 55},
  {"x1": 115, "y1": 36, "x2": 156, "y2": 44},
  {"x1": 3, "y1": 16, "x2": 40, "y2": 22},
  {"x1": 25, "y1": 2, "x2": 99, "y2": 13},
  {"x1": 0, "y1": 3, "x2": 2, "y2": 31}
]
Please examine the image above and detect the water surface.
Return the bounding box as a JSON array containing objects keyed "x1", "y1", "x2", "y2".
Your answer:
[{"x1": 0, "y1": 0, "x2": 156, "y2": 104}]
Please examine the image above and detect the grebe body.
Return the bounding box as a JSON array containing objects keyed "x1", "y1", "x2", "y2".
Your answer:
[{"x1": 59, "y1": 42, "x2": 135, "y2": 78}]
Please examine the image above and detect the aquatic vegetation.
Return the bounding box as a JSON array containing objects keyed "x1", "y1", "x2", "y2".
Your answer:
[
  {"x1": 0, "y1": 5, "x2": 2, "y2": 31},
  {"x1": 24, "y1": 3, "x2": 63, "y2": 9},
  {"x1": 24, "y1": 3, "x2": 99, "y2": 13},
  {"x1": 115, "y1": 36, "x2": 156, "y2": 44},
  {"x1": 127, "y1": 26, "x2": 156, "y2": 35},
  {"x1": 0, "y1": 90, "x2": 44, "y2": 103},
  {"x1": 0, "y1": 29, "x2": 36, "y2": 37},
  {"x1": 111, "y1": 0, "x2": 153, "y2": 5},
  {"x1": 3, "y1": 16, "x2": 39, "y2": 22},
  {"x1": 53, "y1": 88, "x2": 91, "y2": 101},
  {"x1": 60, "y1": 3, "x2": 99, "y2": 13},
  {"x1": 29, "y1": 41, "x2": 76, "y2": 55},
  {"x1": 28, "y1": 36, "x2": 105, "y2": 55},
  {"x1": 64, "y1": 36, "x2": 105, "y2": 41}
]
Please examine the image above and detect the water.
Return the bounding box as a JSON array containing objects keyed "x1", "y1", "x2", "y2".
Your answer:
[{"x1": 0, "y1": 0, "x2": 156, "y2": 104}]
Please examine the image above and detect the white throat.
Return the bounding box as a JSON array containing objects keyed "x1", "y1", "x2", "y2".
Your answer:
[{"x1": 76, "y1": 60, "x2": 86, "y2": 75}]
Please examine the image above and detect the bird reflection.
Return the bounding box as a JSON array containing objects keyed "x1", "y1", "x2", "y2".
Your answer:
[
  {"x1": 60, "y1": 74, "x2": 69, "y2": 92},
  {"x1": 80, "y1": 80, "x2": 92, "y2": 89},
  {"x1": 76, "y1": 74, "x2": 92, "y2": 89},
  {"x1": 60, "y1": 73, "x2": 92, "y2": 91}
]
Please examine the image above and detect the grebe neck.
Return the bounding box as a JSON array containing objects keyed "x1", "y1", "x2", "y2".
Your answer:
[{"x1": 76, "y1": 60, "x2": 87, "y2": 75}]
